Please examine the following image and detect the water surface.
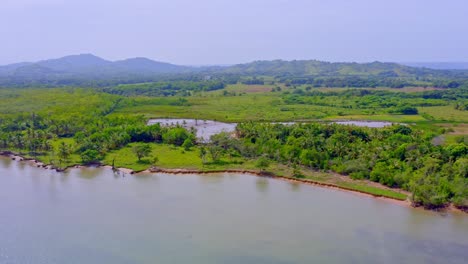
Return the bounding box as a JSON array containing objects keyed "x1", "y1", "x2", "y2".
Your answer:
[
  {"x1": 1, "y1": 157, "x2": 467, "y2": 264},
  {"x1": 148, "y1": 119, "x2": 395, "y2": 142},
  {"x1": 147, "y1": 118, "x2": 236, "y2": 141},
  {"x1": 333, "y1": 121, "x2": 393, "y2": 128}
]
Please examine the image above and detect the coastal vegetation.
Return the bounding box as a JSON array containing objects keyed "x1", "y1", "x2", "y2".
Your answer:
[
  {"x1": 0, "y1": 60, "x2": 467, "y2": 210},
  {"x1": 232, "y1": 122, "x2": 467, "y2": 208}
]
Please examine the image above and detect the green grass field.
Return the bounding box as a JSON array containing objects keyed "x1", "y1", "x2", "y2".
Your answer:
[
  {"x1": 104, "y1": 143, "x2": 204, "y2": 171},
  {"x1": 419, "y1": 105, "x2": 468, "y2": 122},
  {"x1": 114, "y1": 85, "x2": 464, "y2": 127},
  {"x1": 1, "y1": 85, "x2": 464, "y2": 127},
  {"x1": 0, "y1": 88, "x2": 120, "y2": 118}
]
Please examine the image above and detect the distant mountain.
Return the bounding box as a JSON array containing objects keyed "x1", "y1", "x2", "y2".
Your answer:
[
  {"x1": 13, "y1": 64, "x2": 59, "y2": 78},
  {"x1": 0, "y1": 54, "x2": 190, "y2": 80},
  {"x1": 0, "y1": 62, "x2": 33, "y2": 76},
  {"x1": 1, "y1": 55, "x2": 468, "y2": 87},
  {"x1": 402, "y1": 62, "x2": 468, "y2": 70},
  {"x1": 37, "y1": 54, "x2": 111, "y2": 72},
  {"x1": 218, "y1": 60, "x2": 462, "y2": 78},
  {"x1": 221, "y1": 60, "x2": 403, "y2": 76},
  {"x1": 112, "y1": 57, "x2": 189, "y2": 73}
]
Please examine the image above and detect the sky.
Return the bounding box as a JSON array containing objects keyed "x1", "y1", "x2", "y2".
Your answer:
[{"x1": 0, "y1": 0, "x2": 467, "y2": 65}]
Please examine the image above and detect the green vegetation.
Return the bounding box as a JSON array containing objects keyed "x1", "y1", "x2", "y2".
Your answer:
[
  {"x1": 102, "y1": 80, "x2": 226, "y2": 97},
  {"x1": 231, "y1": 122, "x2": 466, "y2": 208},
  {"x1": 132, "y1": 143, "x2": 152, "y2": 161},
  {"x1": 0, "y1": 79, "x2": 466, "y2": 210},
  {"x1": 105, "y1": 144, "x2": 203, "y2": 171},
  {"x1": 256, "y1": 156, "x2": 270, "y2": 171}
]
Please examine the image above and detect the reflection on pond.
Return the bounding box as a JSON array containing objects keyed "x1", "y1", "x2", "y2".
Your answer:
[
  {"x1": 0, "y1": 156, "x2": 12, "y2": 167},
  {"x1": 77, "y1": 166, "x2": 106, "y2": 179},
  {"x1": 256, "y1": 178, "x2": 269, "y2": 193},
  {"x1": 289, "y1": 181, "x2": 301, "y2": 192}
]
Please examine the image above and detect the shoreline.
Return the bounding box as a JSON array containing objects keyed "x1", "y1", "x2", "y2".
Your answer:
[
  {"x1": 1, "y1": 151, "x2": 466, "y2": 214},
  {"x1": 144, "y1": 167, "x2": 412, "y2": 208}
]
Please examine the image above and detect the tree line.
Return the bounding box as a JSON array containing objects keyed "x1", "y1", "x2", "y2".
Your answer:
[
  {"x1": 205, "y1": 122, "x2": 467, "y2": 209},
  {"x1": 0, "y1": 113, "x2": 196, "y2": 166},
  {"x1": 101, "y1": 80, "x2": 226, "y2": 97}
]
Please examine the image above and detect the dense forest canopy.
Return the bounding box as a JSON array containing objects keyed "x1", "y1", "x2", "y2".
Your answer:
[{"x1": 232, "y1": 122, "x2": 467, "y2": 208}]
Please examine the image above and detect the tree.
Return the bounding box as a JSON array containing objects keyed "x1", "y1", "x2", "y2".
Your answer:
[
  {"x1": 208, "y1": 145, "x2": 223, "y2": 162},
  {"x1": 370, "y1": 161, "x2": 396, "y2": 187},
  {"x1": 182, "y1": 138, "x2": 194, "y2": 150},
  {"x1": 162, "y1": 127, "x2": 194, "y2": 146},
  {"x1": 151, "y1": 155, "x2": 159, "y2": 166},
  {"x1": 199, "y1": 146, "x2": 208, "y2": 164},
  {"x1": 57, "y1": 142, "x2": 71, "y2": 166},
  {"x1": 132, "y1": 143, "x2": 152, "y2": 161},
  {"x1": 292, "y1": 164, "x2": 304, "y2": 178},
  {"x1": 392, "y1": 106, "x2": 418, "y2": 115},
  {"x1": 256, "y1": 156, "x2": 270, "y2": 171},
  {"x1": 80, "y1": 149, "x2": 102, "y2": 164}
]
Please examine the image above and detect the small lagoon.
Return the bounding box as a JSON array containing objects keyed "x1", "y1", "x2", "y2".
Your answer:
[
  {"x1": 147, "y1": 119, "x2": 237, "y2": 142},
  {"x1": 332, "y1": 120, "x2": 394, "y2": 128},
  {"x1": 148, "y1": 119, "x2": 395, "y2": 142}
]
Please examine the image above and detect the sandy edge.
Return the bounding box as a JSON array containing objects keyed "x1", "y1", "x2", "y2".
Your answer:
[{"x1": 1, "y1": 151, "x2": 466, "y2": 214}]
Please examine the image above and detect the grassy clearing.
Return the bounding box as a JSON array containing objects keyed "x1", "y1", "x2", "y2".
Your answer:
[
  {"x1": 104, "y1": 143, "x2": 203, "y2": 171},
  {"x1": 436, "y1": 123, "x2": 468, "y2": 144},
  {"x1": 336, "y1": 182, "x2": 408, "y2": 200},
  {"x1": 373, "y1": 87, "x2": 443, "y2": 93},
  {"x1": 117, "y1": 85, "x2": 462, "y2": 127},
  {"x1": 418, "y1": 106, "x2": 468, "y2": 122},
  {"x1": 115, "y1": 93, "x2": 336, "y2": 122},
  {"x1": 116, "y1": 91, "x2": 380, "y2": 122},
  {"x1": 0, "y1": 88, "x2": 119, "y2": 118},
  {"x1": 325, "y1": 114, "x2": 426, "y2": 123},
  {"x1": 104, "y1": 143, "x2": 261, "y2": 172}
]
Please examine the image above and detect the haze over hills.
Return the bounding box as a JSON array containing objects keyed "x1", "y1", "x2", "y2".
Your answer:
[
  {"x1": 0, "y1": 54, "x2": 190, "y2": 78},
  {"x1": 222, "y1": 60, "x2": 434, "y2": 77},
  {"x1": 401, "y1": 62, "x2": 468, "y2": 70},
  {"x1": 0, "y1": 54, "x2": 467, "y2": 87}
]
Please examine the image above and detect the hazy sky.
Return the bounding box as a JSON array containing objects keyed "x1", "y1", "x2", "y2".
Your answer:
[{"x1": 1, "y1": 0, "x2": 467, "y2": 65}]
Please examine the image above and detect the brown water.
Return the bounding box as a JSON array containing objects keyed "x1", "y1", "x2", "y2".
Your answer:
[{"x1": 1, "y1": 156, "x2": 467, "y2": 264}]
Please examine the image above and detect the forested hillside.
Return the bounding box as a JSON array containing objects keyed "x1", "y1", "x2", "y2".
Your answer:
[{"x1": 1, "y1": 55, "x2": 468, "y2": 88}]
